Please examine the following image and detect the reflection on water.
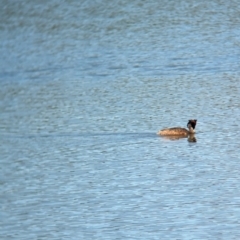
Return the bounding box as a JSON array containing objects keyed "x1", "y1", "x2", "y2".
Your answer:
[
  {"x1": 188, "y1": 134, "x2": 197, "y2": 142},
  {"x1": 159, "y1": 134, "x2": 197, "y2": 142},
  {"x1": 1, "y1": 0, "x2": 240, "y2": 239}
]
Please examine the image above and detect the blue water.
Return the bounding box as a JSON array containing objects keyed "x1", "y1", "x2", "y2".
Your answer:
[{"x1": 1, "y1": 1, "x2": 240, "y2": 239}]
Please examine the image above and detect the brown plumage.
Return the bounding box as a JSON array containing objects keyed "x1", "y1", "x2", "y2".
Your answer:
[{"x1": 157, "y1": 120, "x2": 197, "y2": 136}]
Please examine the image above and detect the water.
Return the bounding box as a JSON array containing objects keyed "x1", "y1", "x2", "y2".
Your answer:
[{"x1": 1, "y1": 0, "x2": 240, "y2": 239}]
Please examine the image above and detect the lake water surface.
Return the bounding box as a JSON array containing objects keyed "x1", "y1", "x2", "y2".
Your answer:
[{"x1": 1, "y1": 0, "x2": 240, "y2": 239}]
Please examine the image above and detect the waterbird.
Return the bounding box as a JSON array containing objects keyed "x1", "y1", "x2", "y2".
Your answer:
[{"x1": 157, "y1": 119, "x2": 197, "y2": 136}]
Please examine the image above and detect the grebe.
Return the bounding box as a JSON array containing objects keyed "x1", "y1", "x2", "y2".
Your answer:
[{"x1": 157, "y1": 119, "x2": 197, "y2": 136}]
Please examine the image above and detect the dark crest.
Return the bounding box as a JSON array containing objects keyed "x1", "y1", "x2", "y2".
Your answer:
[{"x1": 187, "y1": 119, "x2": 197, "y2": 129}]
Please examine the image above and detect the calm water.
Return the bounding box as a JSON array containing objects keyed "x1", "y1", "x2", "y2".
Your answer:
[{"x1": 1, "y1": 0, "x2": 240, "y2": 239}]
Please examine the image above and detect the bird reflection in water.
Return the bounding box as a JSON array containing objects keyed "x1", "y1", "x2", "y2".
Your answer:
[{"x1": 160, "y1": 134, "x2": 197, "y2": 142}]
